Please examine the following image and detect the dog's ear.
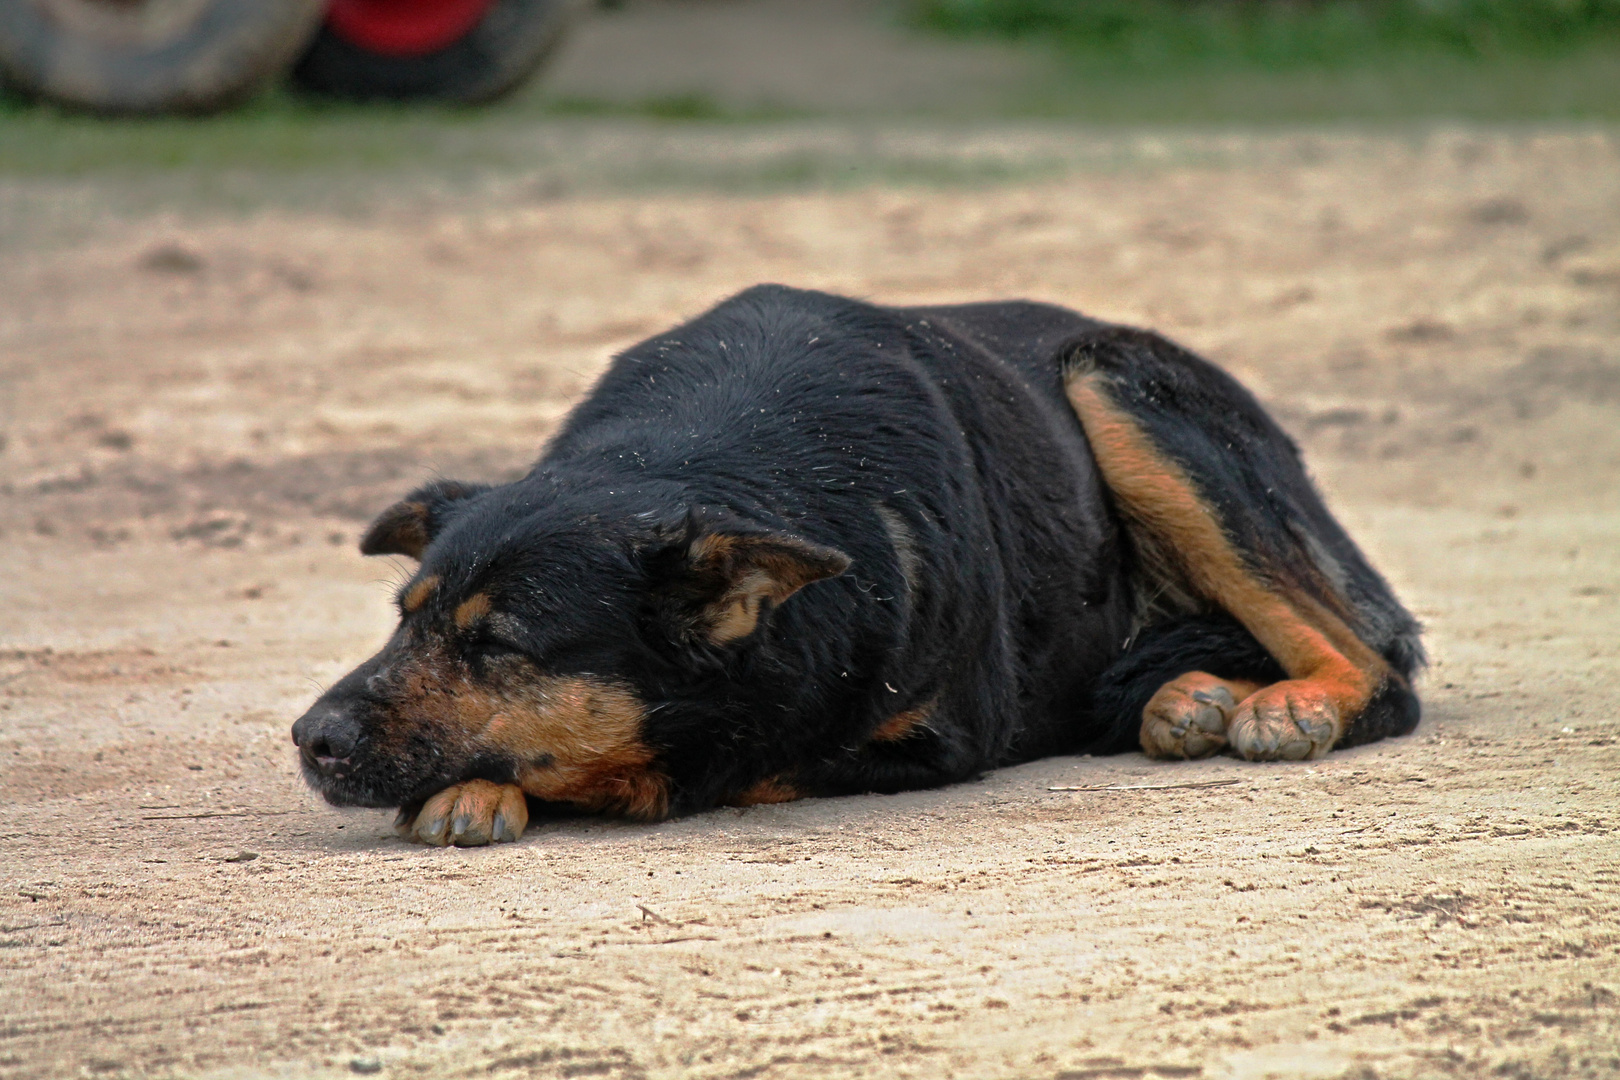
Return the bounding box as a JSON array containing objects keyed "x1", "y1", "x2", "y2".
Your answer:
[
  {"x1": 360, "y1": 480, "x2": 492, "y2": 560},
  {"x1": 643, "y1": 513, "x2": 850, "y2": 646}
]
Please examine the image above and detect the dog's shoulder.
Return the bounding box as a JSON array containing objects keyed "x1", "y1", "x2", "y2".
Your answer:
[
  {"x1": 543, "y1": 286, "x2": 950, "y2": 468},
  {"x1": 893, "y1": 299, "x2": 1105, "y2": 386}
]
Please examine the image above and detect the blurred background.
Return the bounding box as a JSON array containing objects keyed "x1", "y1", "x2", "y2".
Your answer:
[{"x1": 3, "y1": 0, "x2": 1619, "y2": 189}]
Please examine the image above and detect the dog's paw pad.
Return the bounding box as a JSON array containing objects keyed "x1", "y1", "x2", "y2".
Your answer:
[
  {"x1": 1141, "y1": 673, "x2": 1247, "y2": 760},
  {"x1": 1228, "y1": 682, "x2": 1338, "y2": 762},
  {"x1": 399, "y1": 780, "x2": 528, "y2": 847}
]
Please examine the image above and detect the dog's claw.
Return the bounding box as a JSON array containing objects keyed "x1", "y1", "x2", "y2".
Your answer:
[
  {"x1": 416, "y1": 811, "x2": 451, "y2": 846},
  {"x1": 1191, "y1": 687, "x2": 1237, "y2": 710}
]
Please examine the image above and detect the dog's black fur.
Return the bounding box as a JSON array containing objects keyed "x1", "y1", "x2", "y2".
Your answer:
[{"x1": 292, "y1": 285, "x2": 1422, "y2": 840}]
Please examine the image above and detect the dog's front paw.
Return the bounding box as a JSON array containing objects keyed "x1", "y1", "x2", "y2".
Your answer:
[
  {"x1": 396, "y1": 780, "x2": 528, "y2": 846},
  {"x1": 1227, "y1": 682, "x2": 1338, "y2": 761},
  {"x1": 1140, "y1": 672, "x2": 1266, "y2": 759}
]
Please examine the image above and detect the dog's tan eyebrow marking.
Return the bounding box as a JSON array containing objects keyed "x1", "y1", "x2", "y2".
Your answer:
[
  {"x1": 402, "y1": 575, "x2": 440, "y2": 612},
  {"x1": 454, "y1": 592, "x2": 493, "y2": 629}
]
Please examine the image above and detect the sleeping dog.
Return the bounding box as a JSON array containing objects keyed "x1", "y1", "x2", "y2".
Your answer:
[{"x1": 292, "y1": 286, "x2": 1422, "y2": 846}]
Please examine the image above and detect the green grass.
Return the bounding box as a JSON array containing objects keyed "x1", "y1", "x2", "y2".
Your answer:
[
  {"x1": 1010, "y1": 46, "x2": 1620, "y2": 121},
  {"x1": 0, "y1": 88, "x2": 808, "y2": 178},
  {"x1": 906, "y1": 0, "x2": 1620, "y2": 121},
  {"x1": 538, "y1": 93, "x2": 804, "y2": 123},
  {"x1": 908, "y1": 0, "x2": 1620, "y2": 66}
]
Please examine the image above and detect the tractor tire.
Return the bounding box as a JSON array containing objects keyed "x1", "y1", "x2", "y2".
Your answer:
[
  {"x1": 0, "y1": 0, "x2": 326, "y2": 114},
  {"x1": 290, "y1": 0, "x2": 584, "y2": 105}
]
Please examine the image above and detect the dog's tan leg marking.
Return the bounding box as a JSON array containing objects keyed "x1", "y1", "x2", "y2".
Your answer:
[
  {"x1": 725, "y1": 777, "x2": 804, "y2": 807},
  {"x1": 1067, "y1": 374, "x2": 1388, "y2": 762},
  {"x1": 399, "y1": 779, "x2": 528, "y2": 847},
  {"x1": 1141, "y1": 673, "x2": 1264, "y2": 759}
]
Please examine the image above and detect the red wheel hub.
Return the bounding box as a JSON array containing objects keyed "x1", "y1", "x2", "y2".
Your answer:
[{"x1": 325, "y1": 0, "x2": 496, "y2": 57}]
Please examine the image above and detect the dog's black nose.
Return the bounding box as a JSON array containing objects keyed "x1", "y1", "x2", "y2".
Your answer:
[{"x1": 291, "y1": 706, "x2": 361, "y2": 774}]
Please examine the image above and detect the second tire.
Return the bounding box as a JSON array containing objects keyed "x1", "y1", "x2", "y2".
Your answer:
[{"x1": 290, "y1": 0, "x2": 584, "y2": 104}]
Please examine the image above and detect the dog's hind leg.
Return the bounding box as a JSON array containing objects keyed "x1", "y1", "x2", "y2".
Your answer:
[{"x1": 1065, "y1": 327, "x2": 1422, "y2": 760}]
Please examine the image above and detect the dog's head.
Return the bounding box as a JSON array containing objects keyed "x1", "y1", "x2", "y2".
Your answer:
[{"x1": 290, "y1": 478, "x2": 849, "y2": 819}]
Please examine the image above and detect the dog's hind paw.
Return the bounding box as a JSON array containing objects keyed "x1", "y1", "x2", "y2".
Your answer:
[
  {"x1": 1140, "y1": 672, "x2": 1261, "y2": 759},
  {"x1": 1227, "y1": 681, "x2": 1338, "y2": 762},
  {"x1": 397, "y1": 780, "x2": 528, "y2": 846}
]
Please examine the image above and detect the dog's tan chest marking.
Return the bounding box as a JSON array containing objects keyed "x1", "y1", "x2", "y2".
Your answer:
[{"x1": 487, "y1": 676, "x2": 669, "y2": 820}]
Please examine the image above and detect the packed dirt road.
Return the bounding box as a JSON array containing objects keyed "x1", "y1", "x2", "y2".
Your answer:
[{"x1": 2, "y1": 127, "x2": 1619, "y2": 1080}]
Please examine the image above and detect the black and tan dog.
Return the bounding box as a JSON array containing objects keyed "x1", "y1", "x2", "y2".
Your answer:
[{"x1": 292, "y1": 286, "x2": 1422, "y2": 846}]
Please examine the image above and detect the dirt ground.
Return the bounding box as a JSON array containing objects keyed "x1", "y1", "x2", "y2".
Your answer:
[{"x1": 3, "y1": 124, "x2": 1620, "y2": 1080}]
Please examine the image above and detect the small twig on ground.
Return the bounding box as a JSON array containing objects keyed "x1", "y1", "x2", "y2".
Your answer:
[
  {"x1": 637, "y1": 904, "x2": 673, "y2": 925},
  {"x1": 1047, "y1": 779, "x2": 1244, "y2": 792},
  {"x1": 140, "y1": 810, "x2": 295, "y2": 820}
]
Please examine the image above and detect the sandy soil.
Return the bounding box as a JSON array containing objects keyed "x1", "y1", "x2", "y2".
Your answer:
[{"x1": 2, "y1": 128, "x2": 1620, "y2": 1080}]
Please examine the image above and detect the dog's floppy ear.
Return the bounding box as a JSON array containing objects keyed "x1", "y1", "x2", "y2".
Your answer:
[
  {"x1": 359, "y1": 480, "x2": 492, "y2": 560},
  {"x1": 644, "y1": 512, "x2": 851, "y2": 647}
]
